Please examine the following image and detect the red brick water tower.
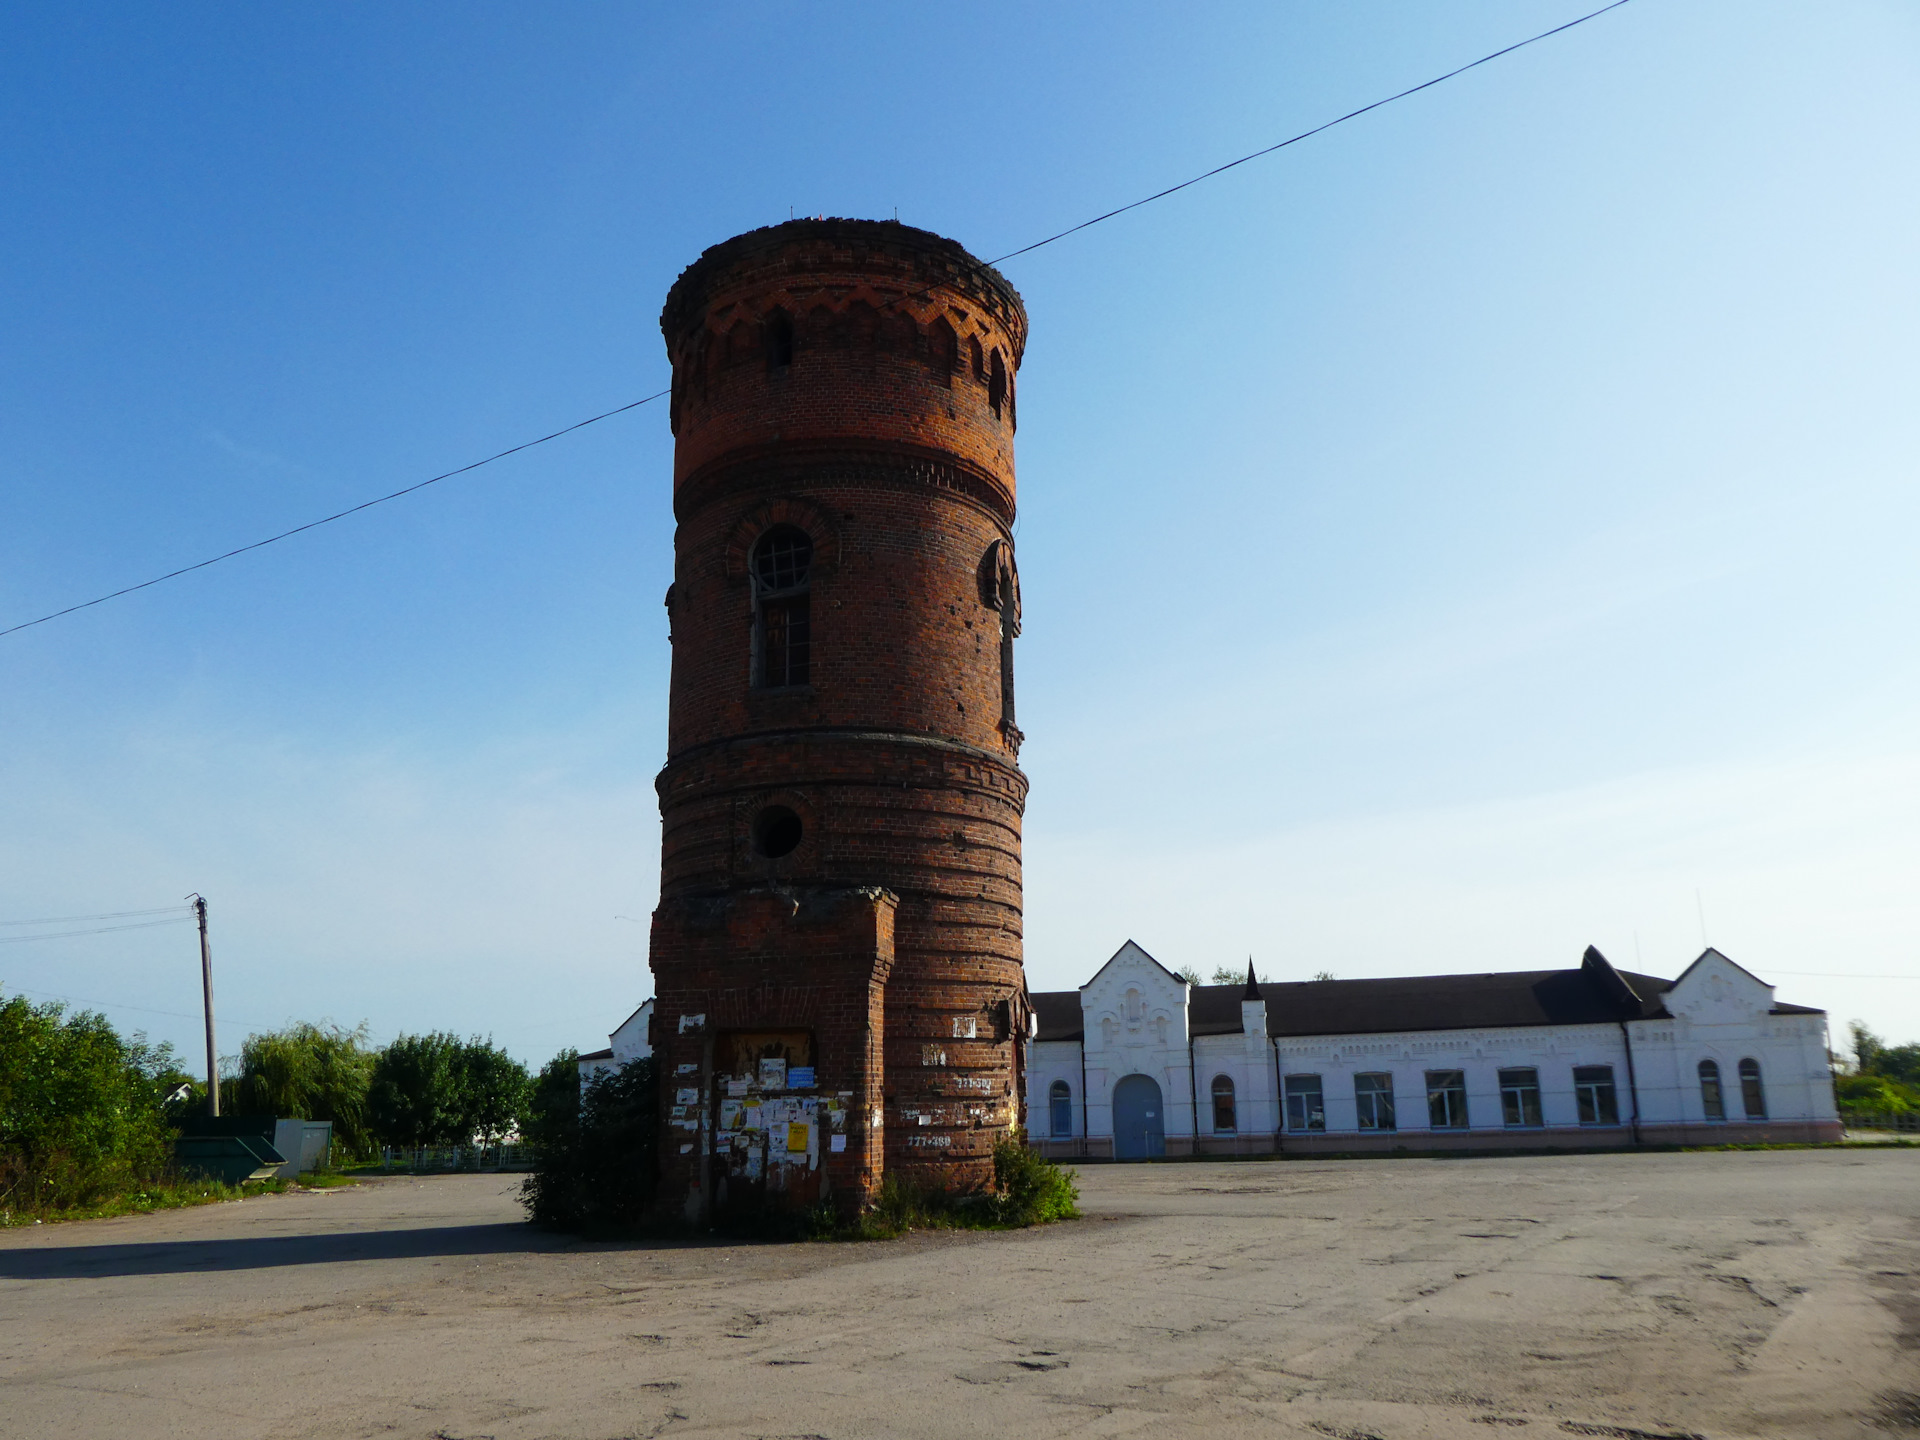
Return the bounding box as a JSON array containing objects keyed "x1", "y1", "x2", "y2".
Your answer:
[{"x1": 649, "y1": 219, "x2": 1030, "y2": 1220}]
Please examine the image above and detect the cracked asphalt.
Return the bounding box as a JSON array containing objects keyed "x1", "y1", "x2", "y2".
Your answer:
[{"x1": 2, "y1": 1149, "x2": 1914, "y2": 1439}]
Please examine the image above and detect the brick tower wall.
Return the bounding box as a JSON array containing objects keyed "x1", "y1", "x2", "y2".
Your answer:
[{"x1": 650, "y1": 220, "x2": 1029, "y2": 1219}]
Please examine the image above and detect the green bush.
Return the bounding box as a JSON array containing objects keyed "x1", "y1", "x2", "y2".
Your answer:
[
  {"x1": 1836, "y1": 1072, "x2": 1920, "y2": 1113},
  {"x1": 991, "y1": 1131, "x2": 1081, "y2": 1224},
  {"x1": 0, "y1": 994, "x2": 186, "y2": 1215},
  {"x1": 843, "y1": 1132, "x2": 1079, "y2": 1239},
  {"x1": 519, "y1": 1054, "x2": 658, "y2": 1233}
]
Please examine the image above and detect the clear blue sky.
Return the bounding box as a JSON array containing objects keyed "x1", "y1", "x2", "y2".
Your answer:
[{"x1": 3, "y1": 2, "x2": 1916, "y2": 1073}]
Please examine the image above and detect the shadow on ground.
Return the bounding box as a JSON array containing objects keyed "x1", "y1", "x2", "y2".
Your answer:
[{"x1": 0, "y1": 1222, "x2": 705, "y2": 1280}]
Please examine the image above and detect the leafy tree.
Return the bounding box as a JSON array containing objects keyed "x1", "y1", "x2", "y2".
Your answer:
[
  {"x1": 1210, "y1": 963, "x2": 1275, "y2": 985},
  {"x1": 1852, "y1": 1022, "x2": 1920, "y2": 1088},
  {"x1": 522, "y1": 1049, "x2": 581, "y2": 1155},
  {"x1": 368, "y1": 1032, "x2": 462, "y2": 1149},
  {"x1": 0, "y1": 994, "x2": 180, "y2": 1211},
  {"x1": 1175, "y1": 965, "x2": 1203, "y2": 985},
  {"x1": 228, "y1": 1022, "x2": 375, "y2": 1154},
  {"x1": 450, "y1": 1037, "x2": 530, "y2": 1148}
]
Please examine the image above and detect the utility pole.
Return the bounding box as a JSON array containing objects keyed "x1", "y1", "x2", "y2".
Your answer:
[{"x1": 191, "y1": 894, "x2": 219, "y2": 1116}]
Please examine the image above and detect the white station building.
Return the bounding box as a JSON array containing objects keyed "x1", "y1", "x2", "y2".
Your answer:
[
  {"x1": 1025, "y1": 942, "x2": 1840, "y2": 1158},
  {"x1": 578, "y1": 999, "x2": 653, "y2": 1082}
]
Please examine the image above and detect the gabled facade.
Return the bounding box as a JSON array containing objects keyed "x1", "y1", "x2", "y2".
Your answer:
[
  {"x1": 578, "y1": 998, "x2": 654, "y2": 1082},
  {"x1": 1028, "y1": 942, "x2": 1840, "y2": 1158}
]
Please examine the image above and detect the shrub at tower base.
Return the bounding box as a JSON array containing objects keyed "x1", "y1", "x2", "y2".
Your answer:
[
  {"x1": 519, "y1": 1054, "x2": 660, "y2": 1234},
  {"x1": 852, "y1": 1135, "x2": 1080, "y2": 1239}
]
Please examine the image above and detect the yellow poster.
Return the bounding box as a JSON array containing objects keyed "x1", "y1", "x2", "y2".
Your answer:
[{"x1": 786, "y1": 1122, "x2": 808, "y2": 1154}]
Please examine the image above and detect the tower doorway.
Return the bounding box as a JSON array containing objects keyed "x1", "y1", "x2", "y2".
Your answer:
[{"x1": 1112, "y1": 1074, "x2": 1165, "y2": 1160}]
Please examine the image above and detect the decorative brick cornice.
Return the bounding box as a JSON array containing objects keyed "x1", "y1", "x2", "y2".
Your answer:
[{"x1": 676, "y1": 440, "x2": 1015, "y2": 529}]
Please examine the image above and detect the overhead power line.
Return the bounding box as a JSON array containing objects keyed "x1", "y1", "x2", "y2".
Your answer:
[
  {"x1": 0, "y1": 983, "x2": 395, "y2": 1046},
  {"x1": 0, "y1": 904, "x2": 189, "y2": 927},
  {"x1": 0, "y1": 2, "x2": 1632, "y2": 640},
  {"x1": 982, "y1": 0, "x2": 1634, "y2": 269},
  {"x1": 0, "y1": 916, "x2": 196, "y2": 945},
  {"x1": 0, "y1": 391, "x2": 668, "y2": 640}
]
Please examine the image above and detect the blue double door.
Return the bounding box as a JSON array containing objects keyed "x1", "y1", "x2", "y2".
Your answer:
[{"x1": 1112, "y1": 1074, "x2": 1166, "y2": 1160}]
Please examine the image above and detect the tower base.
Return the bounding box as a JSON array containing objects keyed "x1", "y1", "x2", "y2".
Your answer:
[{"x1": 651, "y1": 886, "x2": 894, "y2": 1223}]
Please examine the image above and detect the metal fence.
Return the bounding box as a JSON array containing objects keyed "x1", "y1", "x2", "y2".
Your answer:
[
  {"x1": 378, "y1": 1144, "x2": 535, "y2": 1173},
  {"x1": 1840, "y1": 1109, "x2": 1919, "y2": 1134}
]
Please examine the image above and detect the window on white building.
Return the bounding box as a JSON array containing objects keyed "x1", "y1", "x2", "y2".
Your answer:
[
  {"x1": 1049, "y1": 1080, "x2": 1073, "y2": 1137},
  {"x1": 1426, "y1": 1070, "x2": 1469, "y2": 1129},
  {"x1": 1211, "y1": 1075, "x2": 1236, "y2": 1134},
  {"x1": 1574, "y1": 1065, "x2": 1620, "y2": 1125},
  {"x1": 1355, "y1": 1072, "x2": 1396, "y2": 1131},
  {"x1": 1284, "y1": 1074, "x2": 1325, "y2": 1132},
  {"x1": 1498, "y1": 1067, "x2": 1542, "y2": 1127},
  {"x1": 1699, "y1": 1060, "x2": 1725, "y2": 1120},
  {"x1": 1739, "y1": 1058, "x2": 1766, "y2": 1119}
]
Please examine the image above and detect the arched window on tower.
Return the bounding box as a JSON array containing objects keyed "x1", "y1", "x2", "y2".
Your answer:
[
  {"x1": 1738, "y1": 1058, "x2": 1766, "y2": 1119},
  {"x1": 1211, "y1": 1075, "x2": 1237, "y2": 1134},
  {"x1": 752, "y1": 526, "x2": 812, "y2": 689},
  {"x1": 988, "y1": 349, "x2": 1007, "y2": 419},
  {"x1": 968, "y1": 335, "x2": 984, "y2": 382},
  {"x1": 1698, "y1": 1059, "x2": 1725, "y2": 1121},
  {"x1": 765, "y1": 308, "x2": 793, "y2": 371},
  {"x1": 928, "y1": 317, "x2": 958, "y2": 383},
  {"x1": 1049, "y1": 1080, "x2": 1073, "y2": 1138}
]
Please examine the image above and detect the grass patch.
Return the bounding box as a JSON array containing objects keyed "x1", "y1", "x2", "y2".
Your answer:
[
  {"x1": 293, "y1": 1169, "x2": 364, "y2": 1188},
  {"x1": 0, "y1": 1173, "x2": 299, "y2": 1227}
]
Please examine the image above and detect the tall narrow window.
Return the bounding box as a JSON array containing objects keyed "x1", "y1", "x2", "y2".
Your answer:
[
  {"x1": 1284, "y1": 1074, "x2": 1326, "y2": 1132},
  {"x1": 1574, "y1": 1065, "x2": 1619, "y2": 1125},
  {"x1": 1211, "y1": 1075, "x2": 1237, "y2": 1134},
  {"x1": 1355, "y1": 1073, "x2": 1396, "y2": 1131},
  {"x1": 765, "y1": 308, "x2": 793, "y2": 370},
  {"x1": 753, "y1": 527, "x2": 812, "y2": 689},
  {"x1": 1426, "y1": 1070, "x2": 1469, "y2": 1129},
  {"x1": 968, "y1": 335, "x2": 985, "y2": 381},
  {"x1": 1699, "y1": 1060, "x2": 1725, "y2": 1120},
  {"x1": 928, "y1": 317, "x2": 958, "y2": 382},
  {"x1": 1738, "y1": 1058, "x2": 1766, "y2": 1119},
  {"x1": 988, "y1": 349, "x2": 1007, "y2": 418},
  {"x1": 1049, "y1": 1080, "x2": 1073, "y2": 1138},
  {"x1": 1499, "y1": 1067, "x2": 1543, "y2": 1127}
]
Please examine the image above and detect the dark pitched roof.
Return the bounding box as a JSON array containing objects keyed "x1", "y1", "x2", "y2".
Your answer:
[
  {"x1": 1250, "y1": 965, "x2": 1682, "y2": 1037},
  {"x1": 1031, "y1": 948, "x2": 1824, "y2": 1043},
  {"x1": 1032, "y1": 990, "x2": 1084, "y2": 1042},
  {"x1": 578, "y1": 1047, "x2": 615, "y2": 1061}
]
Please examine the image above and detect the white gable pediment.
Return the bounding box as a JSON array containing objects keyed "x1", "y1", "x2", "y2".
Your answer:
[
  {"x1": 1663, "y1": 949, "x2": 1773, "y2": 1026},
  {"x1": 1081, "y1": 941, "x2": 1189, "y2": 1049}
]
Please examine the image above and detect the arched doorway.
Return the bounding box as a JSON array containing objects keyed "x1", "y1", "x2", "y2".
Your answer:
[{"x1": 1112, "y1": 1074, "x2": 1165, "y2": 1160}]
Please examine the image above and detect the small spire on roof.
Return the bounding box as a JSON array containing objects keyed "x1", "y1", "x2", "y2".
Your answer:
[{"x1": 1243, "y1": 958, "x2": 1261, "y2": 1000}]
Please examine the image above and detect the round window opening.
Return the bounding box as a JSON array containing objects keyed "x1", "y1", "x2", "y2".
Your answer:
[{"x1": 754, "y1": 805, "x2": 803, "y2": 859}]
